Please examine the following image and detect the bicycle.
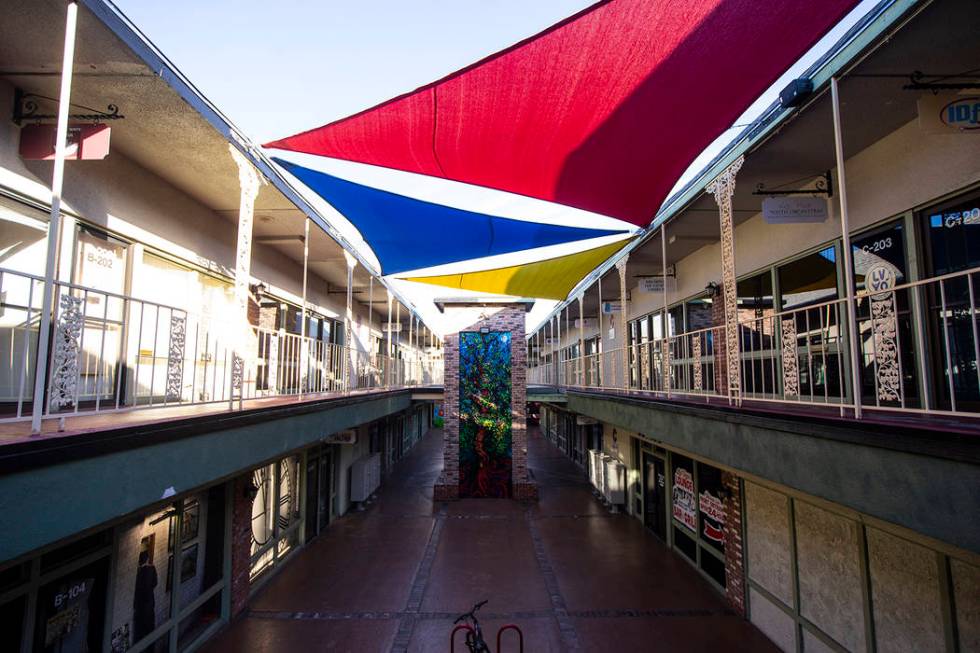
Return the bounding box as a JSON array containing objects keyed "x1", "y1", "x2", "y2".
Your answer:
[
  {"x1": 451, "y1": 600, "x2": 524, "y2": 653},
  {"x1": 452, "y1": 599, "x2": 491, "y2": 653}
]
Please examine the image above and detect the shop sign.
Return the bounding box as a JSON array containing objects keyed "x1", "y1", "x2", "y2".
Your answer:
[
  {"x1": 671, "y1": 467, "x2": 697, "y2": 531},
  {"x1": 637, "y1": 277, "x2": 677, "y2": 293},
  {"x1": 574, "y1": 318, "x2": 597, "y2": 329},
  {"x1": 601, "y1": 301, "x2": 622, "y2": 314},
  {"x1": 324, "y1": 429, "x2": 357, "y2": 445},
  {"x1": 866, "y1": 262, "x2": 897, "y2": 294},
  {"x1": 918, "y1": 95, "x2": 980, "y2": 133},
  {"x1": 762, "y1": 196, "x2": 828, "y2": 224},
  {"x1": 20, "y1": 123, "x2": 111, "y2": 160},
  {"x1": 383, "y1": 322, "x2": 403, "y2": 333},
  {"x1": 931, "y1": 206, "x2": 980, "y2": 229},
  {"x1": 699, "y1": 490, "x2": 726, "y2": 544}
]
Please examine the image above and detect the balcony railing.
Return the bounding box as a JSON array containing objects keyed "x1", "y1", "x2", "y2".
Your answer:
[
  {"x1": 0, "y1": 267, "x2": 442, "y2": 427},
  {"x1": 529, "y1": 266, "x2": 980, "y2": 421}
]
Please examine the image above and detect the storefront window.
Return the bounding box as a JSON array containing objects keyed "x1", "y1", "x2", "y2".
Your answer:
[
  {"x1": 922, "y1": 193, "x2": 980, "y2": 409},
  {"x1": 852, "y1": 221, "x2": 919, "y2": 407},
  {"x1": 250, "y1": 455, "x2": 302, "y2": 580},
  {"x1": 670, "y1": 454, "x2": 728, "y2": 589}
]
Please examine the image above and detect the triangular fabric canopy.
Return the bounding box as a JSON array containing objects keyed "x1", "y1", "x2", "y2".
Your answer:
[
  {"x1": 401, "y1": 239, "x2": 628, "y2": 300},
  {"x1": 266, "y1": 0, "x2": 858, "y2": 226},
  {"x1": 276, "y1": 158, "x2": 629, "y2": 275}
]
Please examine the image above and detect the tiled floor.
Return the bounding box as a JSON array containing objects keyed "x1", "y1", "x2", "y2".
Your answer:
[{"x1": 204, "y1": 427, "x2": 778, "y2": 652}]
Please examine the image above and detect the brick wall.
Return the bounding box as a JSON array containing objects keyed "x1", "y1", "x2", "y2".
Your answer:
[
  {"x1": 722, "y1": 471, "x2": 746, "y2": 616},
  {"x1": 230, "y1": 474, "x2": 253, "y2": 618},
  {"x1": 434, "y1": 305, "x2": 536, "y2": 501}
]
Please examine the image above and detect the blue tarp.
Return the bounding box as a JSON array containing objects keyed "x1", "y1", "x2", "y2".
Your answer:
[{"x1": 275, "y1": 158, "x2": 629, "y2": 275}]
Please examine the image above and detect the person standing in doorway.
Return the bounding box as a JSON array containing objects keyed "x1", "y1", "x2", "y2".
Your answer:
[{"x1": 133, "y1": 551, "x2": 158, "y2": 642}]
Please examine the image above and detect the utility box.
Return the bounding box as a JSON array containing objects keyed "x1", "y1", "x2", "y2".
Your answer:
[
  {"x1": 603, "y1": 457, "x2": 626, "y2": 505},
  {"x1": 350, "y1": 453, "x2": 381, "y2": 502}
]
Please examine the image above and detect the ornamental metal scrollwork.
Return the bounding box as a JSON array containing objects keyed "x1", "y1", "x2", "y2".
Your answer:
[
  {"x1": 267, "y1": 335, "x2": 279, "y2": 393},
  {"x1": 49, "y1": 294, "x2": 84, "y2": 409},
  {"x1": 781, "y1": 317, "x2": 799, "y2": 398},
  {"x1": 232, "y1": 354, "x2": 245, "y2": 392},
  {"x1": 166, "y1": 315, "x2": 186, "y2": 401},
  {"x1": 706, "y1": 155, "x2": 744, "y2": 401},
  {"x1": 867, "y1": 263, "x2": 901, "y2": 403},
  {"x1": 692, "y1": 336, "x2": 703, "y2": 392}
]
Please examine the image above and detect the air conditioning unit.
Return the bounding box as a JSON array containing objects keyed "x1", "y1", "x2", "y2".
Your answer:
[
  {"x1": 350, "y1": 453, "x2": 381, "y2": 502},
  {"x1": 603, "y1": 457, "x2": 626, "y2": 505}
]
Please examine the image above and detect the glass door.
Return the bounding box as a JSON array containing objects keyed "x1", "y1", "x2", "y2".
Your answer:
[{"x1": 643, "y1": 453, "x2": 667, "y2": 541}]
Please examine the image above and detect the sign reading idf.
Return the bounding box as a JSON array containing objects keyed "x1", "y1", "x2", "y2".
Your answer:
[{"x1": 941, "y1": 96, "x2": 980, "y2": 131}]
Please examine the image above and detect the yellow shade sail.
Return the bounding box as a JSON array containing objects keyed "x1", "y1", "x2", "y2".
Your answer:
[{"x1": 401, "y1": 239, "x2": 629, "y2": 300}]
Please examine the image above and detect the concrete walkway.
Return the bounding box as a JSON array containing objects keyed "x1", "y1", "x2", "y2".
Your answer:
[{"x1": 204, "y1": 427, "x2": 778, "y2": 652}]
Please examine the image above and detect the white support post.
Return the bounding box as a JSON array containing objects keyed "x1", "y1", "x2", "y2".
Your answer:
[
  {"x1": 597, "y1": 275, "x2": 603, "y2": 388},
  {"x1": 344, "y1": 251, "x2": 357, "y2": 393},
  {"x1": 385, "y1": 291, "x2": 393, "y2": 388},
  {"x1": 706, "y1": 155, "x2": 744, "y2": 406},
  {"x1": 578, "y1": 294, "x2": 585, "y2": 386},
  {"x1": 831, "y1": 77, "x2": 863, "y2": 419},
  {"x1": 661, "y1": 226, "x2": 670, "y2": 398},
  {"x1": 31, "y1": 1, "x2": 78, "y2": 435},
  {"x1": 616, "y1": 255, "x2": 629, "y2": 391},
  {"x1": 229, "y1": 145, "x2": 265, "y2": 406},
  {"x1": 299, "y1": 217, "x2": 309, "y2": 398}
]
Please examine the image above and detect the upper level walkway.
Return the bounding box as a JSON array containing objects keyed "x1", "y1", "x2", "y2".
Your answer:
[{"x1": 203, "y1": 426, "x2": 778, "y2": 652}]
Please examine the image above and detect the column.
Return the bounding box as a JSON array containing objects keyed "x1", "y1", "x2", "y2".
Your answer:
[
  {"x1": 31, "y1": 1, "x2": 78, "y2": 434},
  {"x1": 343, "y1": 251, "x2": 357, "y2": 392},
  {"x1": 578, "y1": 293, "x2": 585, "y2": 386},
  {"x1": 831, "y1": 77, "x2": 864, "y2": 419},
  {"x1": 616, "y1": 255, "x2": 629, "y2": 390},
  {"x1": 661, "y1": 226, "x2": 670, "y2": 397},
  {"x1": 385, "y1": 291, "x2": 393, "y2": 388},
  {"x1": 706, "y1": 155, "x2": 744, "y2": 405},
  {"x1": 229, "y1": 145, "x2": 265, "y2": 404}
]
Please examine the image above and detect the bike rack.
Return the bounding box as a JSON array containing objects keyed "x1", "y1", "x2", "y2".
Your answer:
[
  {"x1": 450, "y1": 624, "x2": 475, "y2": 652},
  {"x1": 497, "y1": 624, "x2": 524, "y2": 652}
]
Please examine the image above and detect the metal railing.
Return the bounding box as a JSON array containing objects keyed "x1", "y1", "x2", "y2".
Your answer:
[
  {"x1": 0, "y1": 267, "x2": 441, "y2": 426},
  {"x1": 529, "y1": 266, "x2": 980, "y2": 421}
]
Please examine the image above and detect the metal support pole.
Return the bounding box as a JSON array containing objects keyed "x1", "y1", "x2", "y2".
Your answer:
[
  {"x1": 344, "y1": 253, "x2": 356, "y2": 392},
  {"x1": 578, "y1": 294, "x2": 585, "y2": 386},
  {"x1": 831, "y1": 76, "x2": 863, "y2": 419},
  {"x1": 616, "y1": 256, "x2": 629, "y2": 390},
  {"x1": 299, "y1": 217, "x2": 309, "y2": 398},
  {"x1": 597, "y1": 276, "x2": 603, "y2": 388},
  {"x1": 661, "y1": 226, "x2": 670, "y2": 398},
  {"x1": 31, "y1": 1, "x2": 78, "y2": 435},
  {"x1": 386, "y1": 292, "x2": 393, "y2": 388}
]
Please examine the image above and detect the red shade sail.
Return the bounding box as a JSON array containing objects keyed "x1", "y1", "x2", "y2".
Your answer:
[{"x1": 266, "y1": 0, "x2": 858, "y2": 226}]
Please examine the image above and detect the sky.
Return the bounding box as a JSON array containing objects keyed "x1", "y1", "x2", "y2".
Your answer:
[{"x1": 113, "y1": 0, "x2": 877, "y2": 336}]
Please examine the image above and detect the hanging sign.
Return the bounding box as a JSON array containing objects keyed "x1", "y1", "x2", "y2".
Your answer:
[
  {"x1": 324, "y1": 429, "x2": 357, "y2": 445},
  {"x1": 637, "y1": 277, "x2": 677, "y2": 293},
  {"x1": 671, "y1": 467, "x2": 697, "y2": 531},
  {"x1": 762, "y1": 196, "x2": 828, "y2": 224},
  {"x1": 918, "y1": 94, "x2": 980, "y2": 133},
  {"x1": 383, "y1": 322, "x2": 403, "y2": 333},
  {"x1": 601, "y1": 301, "x2": 622, "y2": 314},
  {"x1": 20, "y1": 123, "x2": 111, "y2": 160},
  {"x1": 698, "y1": 489, "x2": 726, "y2": 544},
  {"x1": 574, "y1": 318, "x2": 597, "y2": 329}
]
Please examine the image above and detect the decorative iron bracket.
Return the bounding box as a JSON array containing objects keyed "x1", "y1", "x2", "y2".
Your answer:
[
  {"x1": 903, "y1": 70, "x2": 980, "y2": 91},
  {"x1": 12, "y1": 88, "x2": 124, "y2": 126},
  {"x1": 753, "y1": 171, "x2": 833, "y2": 197}
]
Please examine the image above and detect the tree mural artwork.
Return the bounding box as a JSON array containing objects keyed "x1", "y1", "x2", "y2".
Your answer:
[{"x1": 459, "y1": 331, "x2": 512, "y2": 498}]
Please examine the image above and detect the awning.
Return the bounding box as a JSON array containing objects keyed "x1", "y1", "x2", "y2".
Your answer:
[
  {"x1": 276, "y1": 158, "x2": 629, "y2": 275},
  {"x1": 401, "y1": 239, "x2": 628, "y2": 300},
  {"x1": 266, "y1": 0, "x2": 858, "y2": 226}
]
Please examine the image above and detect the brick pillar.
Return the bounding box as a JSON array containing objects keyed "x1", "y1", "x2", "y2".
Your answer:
[
  {"x1": 722, "y1": 471, "x2": 746, "y2": 616},
  {"x1": 434, "y1": 332, "x2": 460, "y2": 501},
  {"x1": 230, "y1": 474, "x2": 254, "y2": 618},
  {"x1": 712, "y1": 293, "x2": 728, "y2": 396}
]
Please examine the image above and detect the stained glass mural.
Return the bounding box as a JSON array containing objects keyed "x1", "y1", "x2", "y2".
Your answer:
[{"x1": 459, "y1": 331, "x2": 512, "y2": 498}]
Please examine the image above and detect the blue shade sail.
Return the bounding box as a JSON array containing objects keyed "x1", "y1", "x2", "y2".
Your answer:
[{"x1": 274, "y1": 158, "x2": 630, "y2": 275}]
